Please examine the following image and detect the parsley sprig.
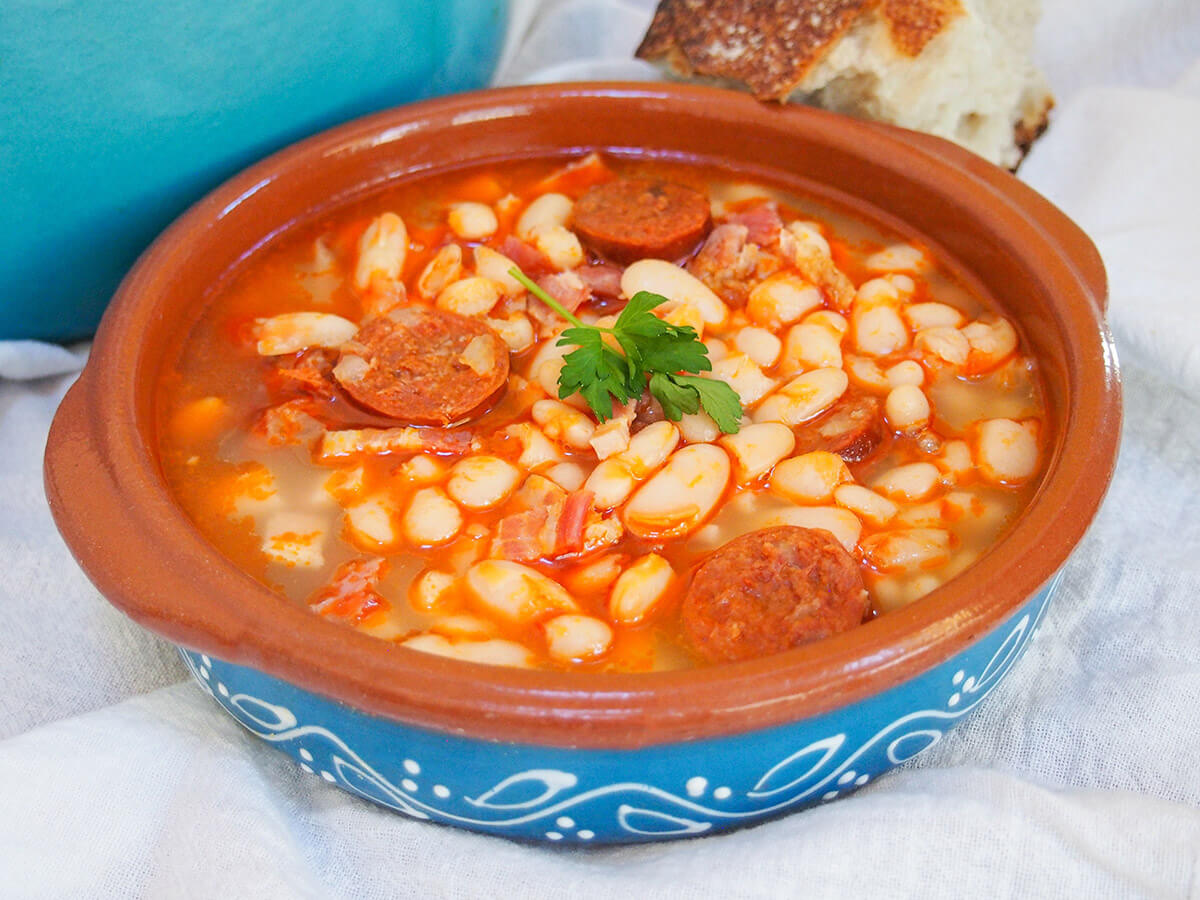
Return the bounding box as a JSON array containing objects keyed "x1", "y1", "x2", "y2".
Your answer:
[{"x1": 509, "y1": 267, "x2": 742, "y2": 433}]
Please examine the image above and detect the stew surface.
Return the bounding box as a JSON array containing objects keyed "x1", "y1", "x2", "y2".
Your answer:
[{"x1": 156, "y1": 153, "x2": 1047, "y2": 672}]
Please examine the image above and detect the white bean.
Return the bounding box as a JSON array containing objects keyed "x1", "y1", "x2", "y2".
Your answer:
[
  {"x1": 678, "y1": 411, "x2": 719, "y2": 443},
  {"x1": 585, "y1": 458, "x2": 637, "y2": 510},
  {"x1": 783, "y1": 220, "x2": 831, "y2": 255},
  {"x1": 344, "y1": 495, "x2": 398, "y2": 547},
  {"x1": 658, "y1": 300, "x2": 706, "y2": 337},
  {"x1": 885, "y1": 384, "x2": 931, "y2": 430},
  {"x1": 354, "y1": 212, "x2": 407, "y2": 290},
  {"x1": 261, "y1": 511, "x2": 325, "y2": 568},
  {"x1": 904, "y1": 302, "x2": 964, "y2": 330},
  {"x1": 704, "y1": 337, "x2": 729, "y2": 363},
  {"x1": 871, "y1": 462, "x2": 942, "y2": 501},
  {"x1": 447, "y1": 201, "x2": 498, "y2": 240},
  {"x1": 860, "y1": 528, "x2": 953, "y2": 573},
  {"x1": 608, "y1": 554, "x2": 675, "y2": 624},
  {"x1": 624, "y1": 444, "x2": 731, "y2": 539},
  {"x1": 532, "y1": 399, "x2": 596, "y2": 449},
  {"x1": 465, "y1": 559, "x2": 577, "y2": 624},
  {"x1": 622, "y1": 259, "x2": 729, "y2": 326},
  {"x1": 622, "y1": 421, "x2": 680, "y2": 477},
  {"x1": 770, "y1": 451, "x2": 851, "y2": 503},
  {"x1": 545, "y1": 461, "x2": 588, "y2": 492},
  {"x1": 975, "y1": 418, "x2": 1039, "y2": 483},
  {"x1": 403, "y1": 487, "x2": 463, "y2": 546},
  {"x1": 409, "y1": 569, "x2": 458, "y2": 613},
  {"x1": 446, "y1": 456, "x2": 521, "y2": 511},
  {"x1": 709, "y1": 353, "x2": 777, "y2": 407},
  {"x1": 753, "y1": 367, "x2": 848, "y2": 425},
  {"x1": 781, "y1": 322, "x2": 842, "y2": 373},
  {"x1": 473, "y1": 245, "x2": 526, "y2": 295},
  {"x1": 936, "y1": 439, "x2": 973, "y2": 480},
  {"x1": 770, "y1": 505, "x2": 862, "y2": 552},
  {"x1": 865, "y1": 243, "x2": 926, "y2": 273},
  {"x1": 833, "y1": 483, "x2": 898, "y2": 526},
  {"x1": 844, "y1": 354, "x2": 889, "y2": 391},
  {"x1": 852, "y1": 303, "x2": 909, "y2": 356},
  {"x1": 746, "y1": 272, "x2": 823, "y2": 328},
  {"x1": 504, "y1": 423, "x2": 562, "y2": 471},
  {"x1": 485, "y1": 313, "x2": 535, "y2": 353},
  {"x1": 517, "y1": 192, "x2": 572, "y2": 240},
  {"x1": 803, "y1": 309, "x2": 849, "y2": 337},
  {"x1": 398, "y1": 454, "x2": 445, "y2": 484},
  {"x1": 254, "y1": 312, "x2": 357, "y2": 355},
  {"x1": 720, "y1": 423, "x2": 795, "y2": 485},
  {"x1": 590, "y1": 416, "x2": 632, "y2": 460},
  {"x1": 543, "y1": 614, "x2": 613, "y2": 662},
  {"x1": 734, "y1": 327, "x2": 782, "y2": 367},
  {"x1": 962, "y1": 318, "x2": 1018, "y2": 370},
  {"x1": 915, "y1": 326, "x2": 970, "y2": 366},
  {"x1": 436, "y1": 276, "x2": 501, "y2": 317},
  {"x1": 885, "y1": 360, "x2": 925, "y2": 387},
  {"x1": 534, "y1": 225, "x2": 585, "y2": 270},
  {"x1": 416, "y1": 244, "x2": 464, "y2": 298},
  {"x1": 429, "y1": 614, "x2": 498, "y2": 640},
  {"x1": 402, "y1": 634, "x2": 535, "y2": 669}
]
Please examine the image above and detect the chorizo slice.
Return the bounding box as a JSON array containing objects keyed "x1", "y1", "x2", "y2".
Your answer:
[
  {"x1": 682, "y1": 526, "x2": 868, "y2": 663},
  {"x1": 795, "y1": 392, "x2": 884, "y2": 463},
  {"x1": 573, "y1": 178, "x2": 712, "y2": 264},
  {"x1": 333, "y1": 306, "x2": 508, "y2": 425}
]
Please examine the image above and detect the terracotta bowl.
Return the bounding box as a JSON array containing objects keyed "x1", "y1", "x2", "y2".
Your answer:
[{"x1": 44, "y1": 83, "x2": 1121, "y2": 844}]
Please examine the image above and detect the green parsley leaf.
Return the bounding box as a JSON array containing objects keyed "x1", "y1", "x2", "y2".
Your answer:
[
  {"x1": 508, "y1": 266, "x2": 744, "y2": 432},
  {"x1": 671, "y1": 375, "x2": 743, "y2": 434},
  {"x1": 648, "y1": 371, "x2": 701, "y2": 421}
]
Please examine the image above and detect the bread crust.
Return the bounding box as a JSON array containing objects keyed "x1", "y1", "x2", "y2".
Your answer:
[{"x1": 637, "y1": 0, "x2": 964, "y2": 101}]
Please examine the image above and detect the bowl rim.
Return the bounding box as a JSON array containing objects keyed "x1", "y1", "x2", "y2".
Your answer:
[{"x1": 45, "y1": 82, "x2": 1122, "y2": 749}]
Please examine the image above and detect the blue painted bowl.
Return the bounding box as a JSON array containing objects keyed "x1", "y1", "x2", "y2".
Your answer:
[
  {"x1": 178, "y1": 575, "x2": 1058, "y2": 843},
  {"x1": 44, "y1": 85, "x2": 1121, "y2": 845},
  {"x1": 0, "y1": 0, "x2": 507, "y2": 341}
]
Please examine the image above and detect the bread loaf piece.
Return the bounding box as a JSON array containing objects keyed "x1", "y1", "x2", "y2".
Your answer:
[{"x1": 636, "y1": 0, "x2": 1053, "y2": 170}]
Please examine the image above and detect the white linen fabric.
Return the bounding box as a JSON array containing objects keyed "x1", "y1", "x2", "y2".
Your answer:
[{"x1": 2, "y1": 1, "x2": 1198, "y2": 897}]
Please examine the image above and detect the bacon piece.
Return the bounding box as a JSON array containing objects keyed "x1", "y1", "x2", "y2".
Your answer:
[
  {"x1": 687, "y1": 223, "x2": 775, "y2": 306},
  {"x1": 532, "y1": 151, "x2": 615, "y2": 195},
  {"x1": 534, "y1": 271, "x2": 590, "y2": 316},
  {"x1": 780, "y1": 226, "x2": 856, "y2": 310},
  {"x1": 574, "y1": 262, "x2": 624, "y2": 300},
  {"x1": 270, "y1": 349, "x2": 337, "y2": 400},
  {"x1": 318, "y1": 426, "x2": 473, "y2": 461},
  {"x1": 491, "y1": 508, "x2": 549, "y2": 562},
  {"x1": 727, "y1": 201, "x2": 783, "y2": 246},
  {"x1": 501, "y1": 236, "x2": 552, "y2": 275},
  {"x1": 556, "y1": 490, "x2": 594, "y2": 554},
  {"x1": 310, "y1": 556, "x2": 391, "y2": 625},
  {"x1": 490, "y1": 480, "x2": 596, "y2": 562},
  {"x1": 256, "y1": 399, "x2": 325, "y2": 447}
]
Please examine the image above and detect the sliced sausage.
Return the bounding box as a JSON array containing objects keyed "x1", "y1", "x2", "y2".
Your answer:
[
  {"x1": 795, "y1": 392, "x2": 884, "y2": 463},
  {"x1": 333, "y1": 306, "x2": 508, "y2": 425},
  {"x1": 573, "y1": 178, "x2": 711, "y2": 264},
  {"x1": 682, "y1": 526, "x2": 868, "y2": 663}
]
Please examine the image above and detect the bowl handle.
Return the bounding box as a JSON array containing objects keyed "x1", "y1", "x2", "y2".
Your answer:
[
  {"x1": 44, "y1": 376, "x2": 248, "y2": 653},
  {"x1": 871, "y1": 123, "x2": 1109, "y2": 313}
]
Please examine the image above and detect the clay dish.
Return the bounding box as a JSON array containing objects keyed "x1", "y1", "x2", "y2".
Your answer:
[{"x1": 45, "y1": 84, "x2": 1120, "y2": 844}]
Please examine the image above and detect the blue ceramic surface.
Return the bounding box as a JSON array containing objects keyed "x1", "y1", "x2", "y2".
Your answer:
[
  {"x1": 0, "y1": 0, "x2": 507, "y2": 342},
  {"x1": 180, "y1": 572, "x2": 1060, "y2": 845}
]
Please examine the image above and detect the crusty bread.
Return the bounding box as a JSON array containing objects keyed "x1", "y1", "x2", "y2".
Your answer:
[{"x1": 637, "y1": 0, "x2": 1053, "y2": 170}]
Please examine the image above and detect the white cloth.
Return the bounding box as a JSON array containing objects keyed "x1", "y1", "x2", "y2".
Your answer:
[{"x1": 3, "y1": 1, "x2": 1200, "y2": 897}]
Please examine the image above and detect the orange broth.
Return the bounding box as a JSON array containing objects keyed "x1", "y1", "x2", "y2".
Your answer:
[{"x1": 156, "y1": 154, "x2": 1047, "y2": 672}]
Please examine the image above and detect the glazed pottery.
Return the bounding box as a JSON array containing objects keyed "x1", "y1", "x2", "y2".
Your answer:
[
  {"x1": 44, "y1": 84, "x2": 1121, "y2": 844},
  {"x1": 0, "y1": 0, "x2": 507, "y2": 341}
]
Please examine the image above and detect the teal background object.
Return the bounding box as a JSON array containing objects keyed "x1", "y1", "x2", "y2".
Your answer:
[{"x1": 0, "y1": 0, "x2": 508, "y2": 341}]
